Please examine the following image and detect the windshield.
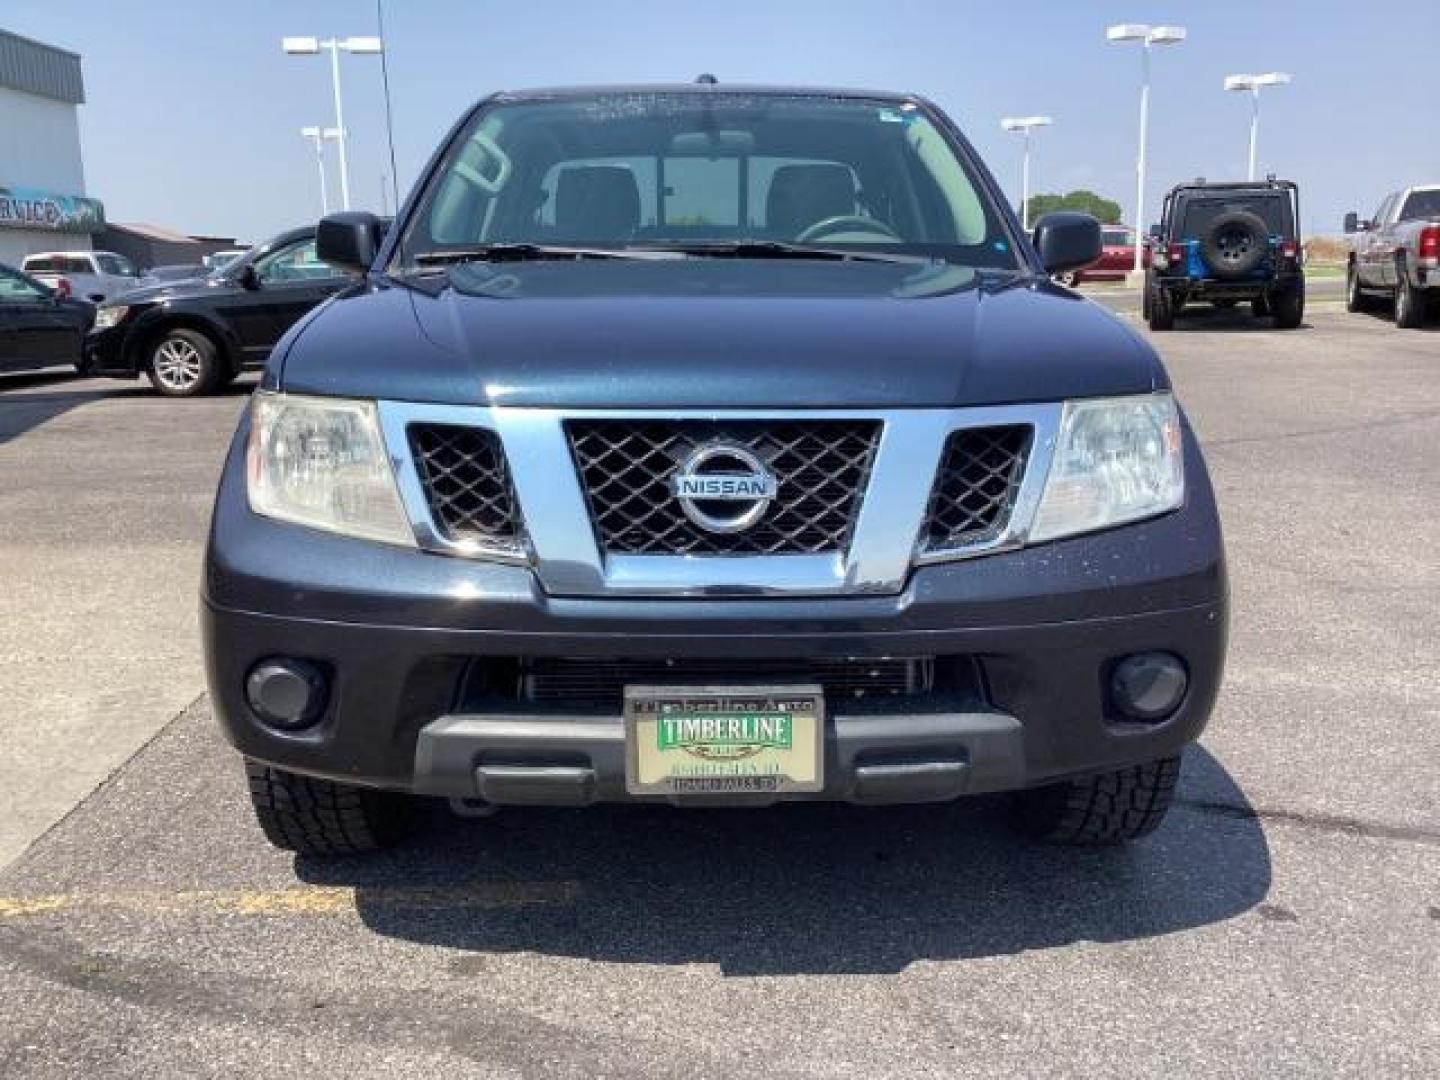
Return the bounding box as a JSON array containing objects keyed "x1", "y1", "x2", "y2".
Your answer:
[
  {"x1": 1101, "y1": 229, "x2": 1132, "y2": 246},
  {"x1": 400, "y1": 92, "x2": 1018, "y2": 268}
]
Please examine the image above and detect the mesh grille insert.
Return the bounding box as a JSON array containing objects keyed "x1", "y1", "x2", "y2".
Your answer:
[
  {"x1": 521, "y1": 656, "x2": 931, "y2": 708},
  {"x1": 408, "y1": 423, "x2": 524, "y2": 550},
  {"x1": 566, "y1": 419, "x2": 881, "y2": 556},
  {"x1": 922, "y1": 425, "x2": 1031, "y2": 551}
]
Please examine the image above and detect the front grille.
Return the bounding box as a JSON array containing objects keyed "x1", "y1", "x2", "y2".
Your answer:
[
  {"x1": 922, "y1": 425, "x2": 1031, "y2": 551},
  {"x1": 519, "y1": 656, "x2": 932, "y2": 708},
  {"x1": 409, "y1": 424, "x2": 524, "y2": 550},
  {"x1": 566, "y1": 420, "x2": 881, "y2": 555}
]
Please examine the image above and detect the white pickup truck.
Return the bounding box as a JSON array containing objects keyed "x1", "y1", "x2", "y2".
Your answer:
[
  {"x1": 20, "y1": 250, "x2": 141, "y2": 304},
  {"x1": 1344, "y1": 185, "x2": 1440, "y2": 329}
]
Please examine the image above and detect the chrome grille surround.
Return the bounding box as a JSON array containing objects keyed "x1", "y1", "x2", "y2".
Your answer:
[
  {"x1": 565, "y1": 419, "x2": 881, "y2": 556},
  {"x1": 375, "y1": 403, "x2": 1065, "y2": 596}
]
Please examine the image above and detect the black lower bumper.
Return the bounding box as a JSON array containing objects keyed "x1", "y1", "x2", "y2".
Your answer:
[
  {"x1": 204, "y1": 591, "x2": 1226, "y2": 805},
  {"x1": 415, "y1": 708, "x2": 1024, "y2": 806}
]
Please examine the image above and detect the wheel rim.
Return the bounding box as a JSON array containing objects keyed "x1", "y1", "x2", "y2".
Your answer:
[
  {"x1": 1051, "y1": 272, "x2": 1076, "y2": 287},
  {"x1": 153, "y1": 338, "x2": 202, "y2": 390}
]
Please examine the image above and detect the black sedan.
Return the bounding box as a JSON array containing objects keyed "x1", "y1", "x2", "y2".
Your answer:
[
  {"x1": 85, "y1": 225, "x2": 363, "y2": 397},
  {"x1": 0, "y1": 262, "x2": 94, "y2": 376}
]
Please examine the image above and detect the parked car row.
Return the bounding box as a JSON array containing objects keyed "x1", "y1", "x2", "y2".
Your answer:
[
  {"x1": 2, "y1": 221, "x2": 393, "y2": 392},
  {"x1": 1049, "y1": 178, "x2": 1436, "y2": 333},
  {"x1": 85, "y1": 224, "x2": 379, "y2": 396}
]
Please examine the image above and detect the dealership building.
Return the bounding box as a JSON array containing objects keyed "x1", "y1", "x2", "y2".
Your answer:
[{"x1": 0, "y1": 29, "x2": 105, "y2": 266}]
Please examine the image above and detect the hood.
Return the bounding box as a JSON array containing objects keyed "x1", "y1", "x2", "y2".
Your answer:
[
  {"x1": 111, "y1": 276, "x2": 227, "y2": 306},
  {"x1": 278, "y1": 260, "x2": 1164, "y2": 409}
]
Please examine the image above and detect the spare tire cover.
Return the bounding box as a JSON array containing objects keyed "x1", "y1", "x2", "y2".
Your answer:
[{"x1": 1200, "y1": 210, "x2": 1269, "y2": 279}]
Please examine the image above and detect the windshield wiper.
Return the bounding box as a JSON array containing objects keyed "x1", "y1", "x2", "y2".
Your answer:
[
  {"x1": 634, "y1": 240, "x2": 937, "y2": 265},
  {"x1": 413, "y1": 243, "x2": 680, "y2": 266},
  {"x1": 410, "y1": 239, "x2": 941, "y2": 269}
]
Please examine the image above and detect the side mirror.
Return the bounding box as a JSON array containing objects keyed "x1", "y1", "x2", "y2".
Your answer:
[
  {"x1": 317, "y1": 211, "x2": 384, "y2": 274},
  {"x1": 237, "y1": 264, "x2": 260, "y2": 290},
  {"x1": 1032, "y1": 211, "x2": 1102, "y2": 275},
  {"x1": 1342, "y1": 212, "x2": 1359, "y2": 234}
]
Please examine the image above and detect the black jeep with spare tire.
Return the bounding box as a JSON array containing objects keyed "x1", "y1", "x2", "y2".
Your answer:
[{"x1": 1144, "y1": 179, "x2": 1304, "y2": 331}]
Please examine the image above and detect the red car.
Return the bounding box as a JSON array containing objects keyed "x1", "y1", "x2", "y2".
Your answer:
[{"x1": 1051, "y1": 225, "x2": 1147, "y2": 285}]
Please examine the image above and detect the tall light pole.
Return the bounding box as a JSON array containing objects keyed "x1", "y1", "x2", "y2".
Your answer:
[
  {"x1": 1000, "y1": 116, "x2": 1053, "y2": 229},
  {"x1": 1224, "y1": 72, "x2": 1292, "y2": 181},
  {"x1": 300, "y1": 126, "x2": 340, "y2": 215},
  {"x1": 1107, "y1": 23, "x2": 1186, "y2": 281},
  {"x1": 282, "y1": 35, "x2": 384, "y2": 211}
]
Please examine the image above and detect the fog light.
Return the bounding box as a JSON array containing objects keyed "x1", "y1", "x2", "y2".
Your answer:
[
  {"x1": 1110, "y1": 652, "x2": 1187, "y2": 722},
  {"x1": 245, "y1": 658, "x2": 328, "y2": 730}
]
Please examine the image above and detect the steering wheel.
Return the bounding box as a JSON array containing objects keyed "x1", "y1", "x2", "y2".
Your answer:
[{"x1": 795, "y1": 215, "x2": 902, "y2": 243}]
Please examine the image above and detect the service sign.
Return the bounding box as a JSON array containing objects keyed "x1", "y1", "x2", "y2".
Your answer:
[{"x1": 0, "y1": 186, "x2": 106, "y2": 233}]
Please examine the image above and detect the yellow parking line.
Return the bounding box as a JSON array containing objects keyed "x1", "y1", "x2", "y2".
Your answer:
[
  {"x1": 0, "y1": 880, "x2": 578, "y2": 920},
  {"x1": 0, "y1": 895, "x2": 70, "y2": 918}
]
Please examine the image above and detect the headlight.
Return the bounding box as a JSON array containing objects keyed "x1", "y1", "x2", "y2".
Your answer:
[
  {"x1": 1030, "y1": 392, "x2": 1184, "y2": 543},
  {"x1": 93, "y1": 305, "x2": 129, "y2": 329},
  {"x1": 247, "y1": 392, "x2": 413, "y2": 546}
]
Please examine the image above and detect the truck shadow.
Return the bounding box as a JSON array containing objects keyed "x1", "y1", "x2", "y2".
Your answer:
[
  {"x1": 298, "y1": 745, "x2": 1270, "y2": 975},
  {"x1": 0, "y1": 381, "x2": 117, "y2": 445},
  {"x1": 1351, "y1": 306, "x2": 1440, "y2": 331},
  {"x1": 0, "y1": 374, "x2": 259, "y2": 444}
]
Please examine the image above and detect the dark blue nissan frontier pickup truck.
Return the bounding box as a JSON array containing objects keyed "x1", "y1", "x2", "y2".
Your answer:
[{"x1": 203, "y1": 85, "x2": 1227, "y2": 853}]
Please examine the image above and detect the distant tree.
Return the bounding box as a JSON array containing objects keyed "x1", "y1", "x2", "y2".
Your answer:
[{"x1": 1025, "y1": 190, "x2": 1124, "y2": 225}]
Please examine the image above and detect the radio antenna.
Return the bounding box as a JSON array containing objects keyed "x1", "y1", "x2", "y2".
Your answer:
[{"x1": 376, "y1": 0, "x2": 400, "y2": 210}]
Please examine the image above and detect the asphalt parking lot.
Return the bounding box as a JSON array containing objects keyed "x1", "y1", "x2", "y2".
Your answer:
[{"x1": 1, "y1": 306, "x2": 1436, "y2": 1077}]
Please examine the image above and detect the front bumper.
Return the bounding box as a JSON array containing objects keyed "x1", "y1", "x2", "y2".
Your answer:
[
  {"x1": 84, "y1": 323, "x2": 137, "y2": 377},
  {"x1": 203, "y1": 426, "x2": 1228, "y2": 806}
]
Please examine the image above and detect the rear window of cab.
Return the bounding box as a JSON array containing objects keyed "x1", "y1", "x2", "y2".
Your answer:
[{"x1": 23, "y1": 254, "x2": 92, "y2": 274}]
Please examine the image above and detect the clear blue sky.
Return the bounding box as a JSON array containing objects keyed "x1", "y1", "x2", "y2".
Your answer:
[{"x1": 7, "y1": 0, "x2": 1437, "y2": 243}]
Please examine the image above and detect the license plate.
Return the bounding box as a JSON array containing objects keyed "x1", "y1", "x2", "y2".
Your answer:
[{"x1": 624, "y1": 685, "x2": 824, "y2": 796}]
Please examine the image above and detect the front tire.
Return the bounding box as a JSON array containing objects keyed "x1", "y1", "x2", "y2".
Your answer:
[
  {"x1": 1345, "y1": 262, "x2": 1367, "y2": 313},
  {"x1": 245, "y1": 762, "x2": 416, "y2": 854},
  {"x1": 147, "y1": 328, "x2": 221, "y2": 397},
  {"x1": 1012, "y1": 756, "x2": 1181, "y2": 844}
]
